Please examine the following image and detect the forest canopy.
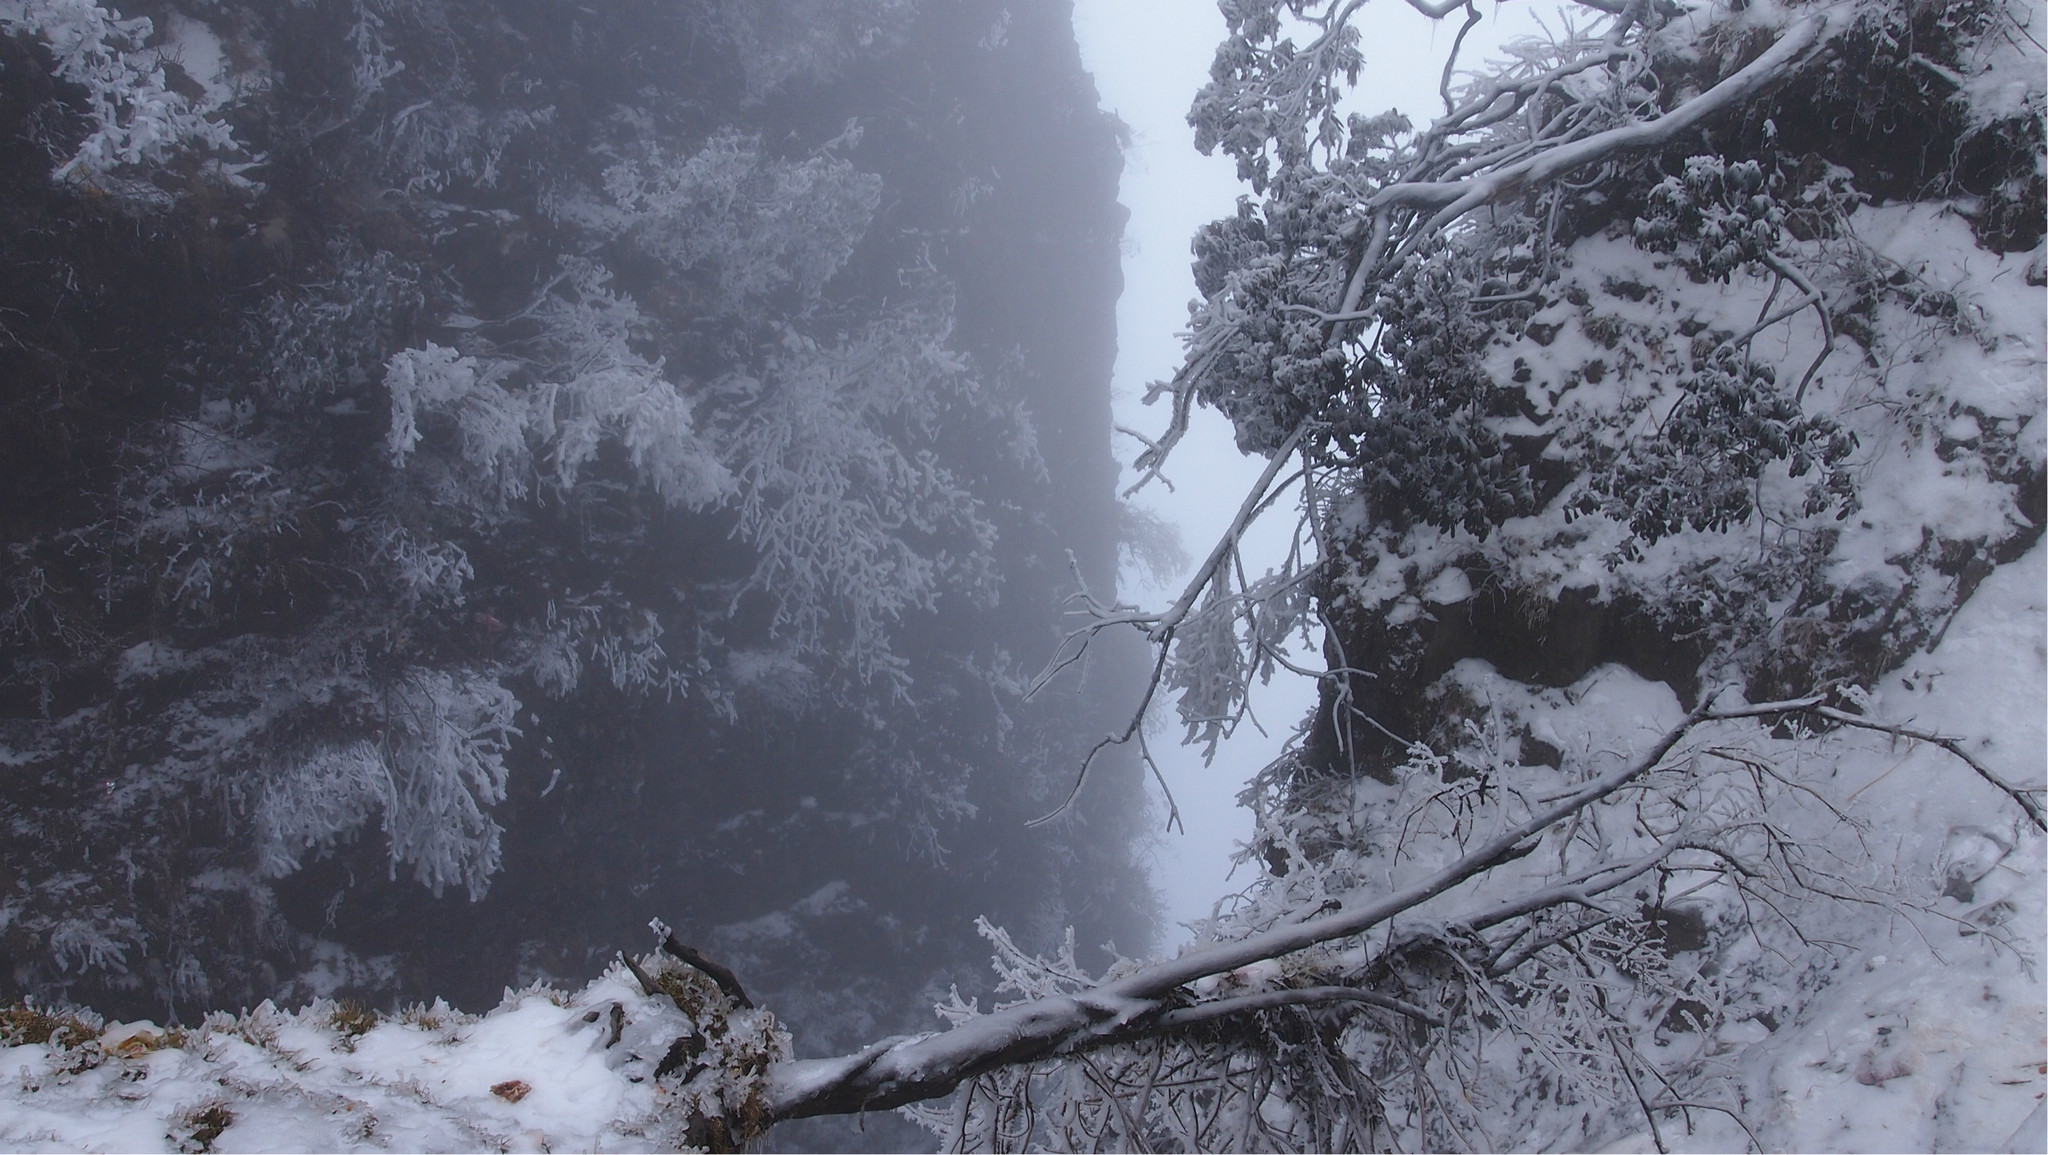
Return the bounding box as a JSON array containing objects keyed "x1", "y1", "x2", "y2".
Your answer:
[{"x1": 0, "y1": 1, "x2": 1150, "y2": 1147}]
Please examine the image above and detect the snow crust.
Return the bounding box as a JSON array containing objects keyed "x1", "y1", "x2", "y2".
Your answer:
[
  {"x1": 1739, "y1": 545, "x2": 2046, "y2": 1153},
  {"x1": 0, "y1": 956, "x2": 786, "y2": 1153}
]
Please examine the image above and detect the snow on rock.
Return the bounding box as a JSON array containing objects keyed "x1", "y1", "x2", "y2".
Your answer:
[
  {"x1": 1596, "y1": 543, "x2": 2048, "y2": 1153},
  {"x1": 0, "y1": 954, "x2": 787, "y2": 1153},
  {"x1": 1742, "y1": 542, "x2": 2046, "y2": 1154}
]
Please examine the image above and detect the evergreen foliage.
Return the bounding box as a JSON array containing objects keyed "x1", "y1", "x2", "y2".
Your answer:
[{"x1": 0, "y1": 2, "x2": 1150, "y2": 1110}]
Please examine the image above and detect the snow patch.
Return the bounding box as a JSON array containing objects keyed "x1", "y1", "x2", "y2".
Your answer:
[{"x1": 0, "y1": 956, "x2": 788, "y2": 1153}]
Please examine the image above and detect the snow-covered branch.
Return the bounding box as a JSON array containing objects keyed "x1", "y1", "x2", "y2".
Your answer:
[
  {"x1": 756, "y1": 690, "x2": 1803, "y2": 1120},
  {"x1": 1811, "y1": 704, "x2": 2046, "y2": 830},
  {"x1": 1, "y1": 0, "x2": 248, "y2": 192},
  {"x1": 1365, "y1": 12, "x2": 1836, "y2": 227}
]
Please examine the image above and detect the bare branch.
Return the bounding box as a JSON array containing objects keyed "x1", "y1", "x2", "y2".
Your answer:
[
  {"x1": 1811, "y1": 704, "x2": 2047, "y2": 830},
  {"x1": 1687, "y1": 695, "x2": 2043, "y2": 830},
  {"x1": 1462, "y1": 832, "x2": 1687, "y2": 931},
  {"x1": 1441, "y1": 2, "x2": 1484, "y2": 116},
  {"x1": 655, "y1": 925, "x2": 754, "y2": 1009},
  {"x1": 1758, "y1": 251, "x2": 1835, "y2": 402},
  {"x1": 1143, "y1": 984, "x2": 1446, "y2": 1031},
  {"x1": 1404, "y1": 0, "x2": 1628, "y2": 17},
  {"x1": 1149, "y1": 422, "x2": 1307, "y2": 644},
  {"x1": 1025, "y1": 641, "x2": 1173, "y2": 829},
  {"x1": 764, "y1": 690, "x2": 1737, "y2": 1120}
]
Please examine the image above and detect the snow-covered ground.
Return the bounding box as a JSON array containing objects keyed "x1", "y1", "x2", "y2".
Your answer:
[
  {"x1": 1605, "y1": 543, "x2": 2048, "y2": 1153},
  {"x1": 1, "y1": 950, "x2": 786, "y2": 1153},
  {"x1": 2, "y1": 0, "x2": 2042, "y2": 1150}
]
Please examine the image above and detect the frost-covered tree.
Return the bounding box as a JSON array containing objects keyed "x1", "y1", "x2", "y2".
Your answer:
[
  {"x1": 0, "y1": 0, "x2": 1150, "y2": 1065},
  {"x1": 863, "y1": 0, "x2": 2045, "y2": 1149},
  {"x1": 0, "y1": 0, "x2": 246, "y2": 191},
  {"x1": 622, "y1": 0, "x2": 2044, "y2": 1146}
]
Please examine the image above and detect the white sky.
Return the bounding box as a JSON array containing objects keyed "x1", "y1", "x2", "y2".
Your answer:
[{"x1": 1071, "y1": 0, "x2": 1558, "y2": 940}]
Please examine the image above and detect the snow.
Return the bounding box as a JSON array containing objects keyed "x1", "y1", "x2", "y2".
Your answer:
[
  {"x1": 0, "y1": 955, "x2": 787, "y2": 1153},
  {"x1": 1186, "y1": 192, "x2": 2047, "y2": 1137},
  {"x1": 3, "y1": 1, "x2": 2042, "y2": 1148},
  {"x1": 114, "y1": 641, "x2": 199, "y2": 685},
  {"x1": 1419, "y1": 563, "x2": 1474, "y2": 605},
  {"x1": 1280, "y1": 541, "x2": 2046, "y2": 1152},
  {"x1": 1957, "y1": 0, "x2": 2048, "y2": 126},
  {"x1": 0, "y1": 0, "x2": 243, "y2": 189},
  {"x1": 158, "y1": 13, "x2": 231, "y2": 107},
  {"x1": 1592, "y1": 543, "x2": 2048, "y2": 1153}
]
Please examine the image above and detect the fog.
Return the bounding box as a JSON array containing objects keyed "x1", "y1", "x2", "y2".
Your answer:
[
  {"x1": 1075, "y1": 0, "x2": 1561, "y2": 937},
  {"x1": 0, "y1": 4, "x2": 1158, "y2": 1150},
  {"x1": 4, "y1": 1, "x2": 2042, "y2": 1150}
]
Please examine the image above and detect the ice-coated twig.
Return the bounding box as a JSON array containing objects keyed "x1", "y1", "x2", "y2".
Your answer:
[
  {"x1": 1147, "y1": 422, "x2": 1307, "y2": 646},
  {"x1": 763, "y1": 690, "x2": 1737, "y2": 1119},
  {"x1": 650, "y1": 918, "x2": 754, "y2": 1008},
  {"x1": 1810, "y1": 705, "x2": 2047, "y2": 831},
  {"x1": 617, "y1": 950, "x2": 659, "y2": 998},
  {"x1": 1145, "y1": 984, "x2": 1446, "y2": 1030}
]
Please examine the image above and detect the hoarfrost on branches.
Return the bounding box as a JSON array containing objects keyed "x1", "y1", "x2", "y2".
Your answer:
[
  {"x1": 254, "y1": 740, "x2": 387, "y2": 881},
  {"x1": 0, "y1": 0, "x2": 1043, "y2": 995},
  {"x1": 588, "y1": 129, "x2": 886, "y2": 308},
  {"x1": 874, "y1": 0, "x2": 2047, "y2": 1148},
  {"x1": 724, "y1": 311, "x2": 999, "y2": 675},
  {"x1": 255, "y1": 670, "x2": 516, "y2": 902},
  {"x1": 6, "y1": 0, "x2": 2040, "y2": 1148},
  {"x1": 0, "y1": 0, "x2": 246, "y2": 189}
]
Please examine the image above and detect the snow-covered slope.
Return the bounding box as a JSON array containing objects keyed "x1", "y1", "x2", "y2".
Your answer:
[{"x1": 1599, "y1": 543, "x2": 2047, "y2": 1152}]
